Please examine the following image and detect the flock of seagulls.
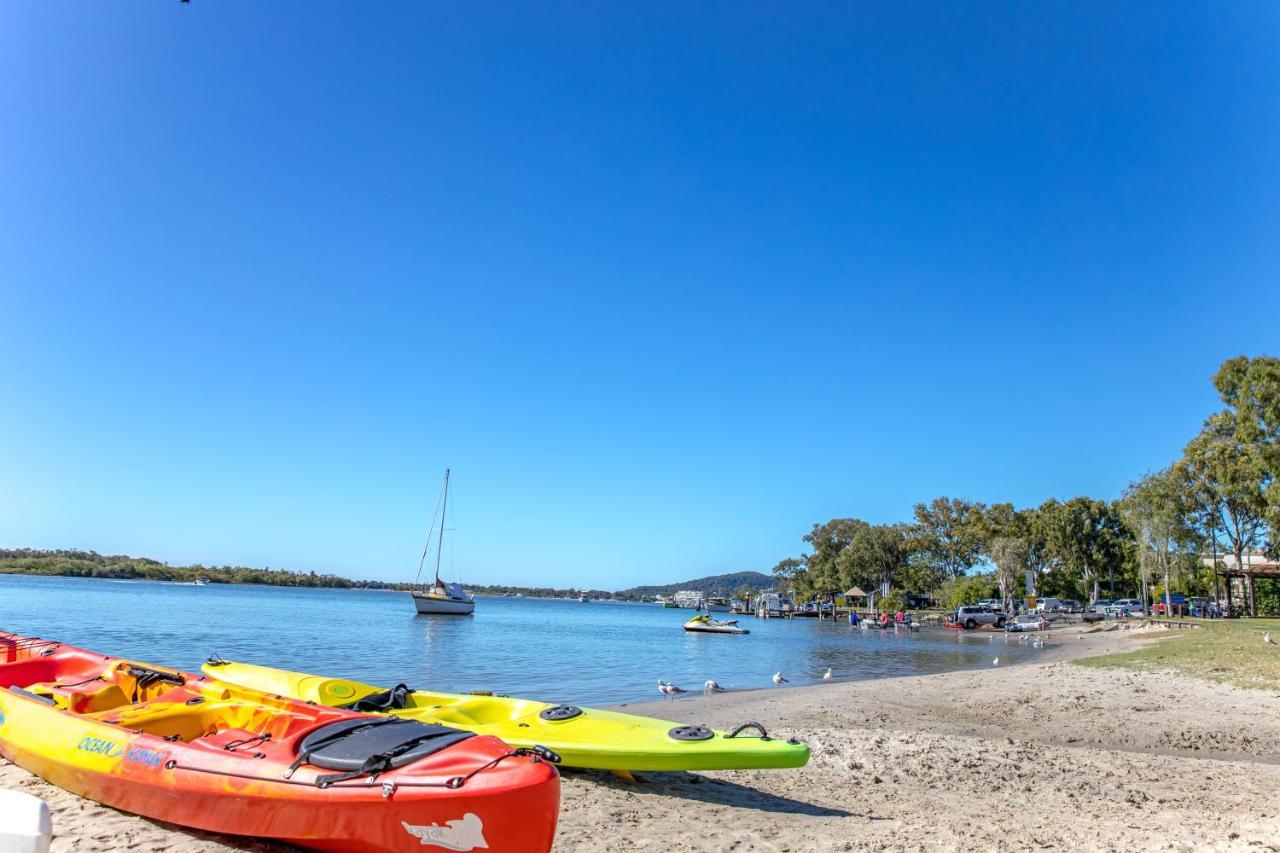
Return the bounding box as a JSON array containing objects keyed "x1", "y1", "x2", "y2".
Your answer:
[
  {"x1": 659, "y1": 671, "x2": 795, "y2": 698},
  {"x1": 660, "y1": 630, "x2": 1064, "y2": 698}
]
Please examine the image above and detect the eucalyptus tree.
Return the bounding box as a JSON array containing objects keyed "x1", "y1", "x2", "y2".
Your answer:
[
  {"x1": 1120, "y1": 468, "x2": 1196, "y2": 616},
  {"x1": 989, "y1": 536, "x2": 1030, "y2": 611},
  {"x1": 910, "y1": 497, "x2": 988, "y2": 581},
  {"x1": 1181, "y1": 412, "x2": 1269, "y2": 614}
]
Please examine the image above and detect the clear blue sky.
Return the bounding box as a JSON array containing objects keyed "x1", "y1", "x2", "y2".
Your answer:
[{"x1": 1, "y1": 3, "x2": 1276, "y2": 588}]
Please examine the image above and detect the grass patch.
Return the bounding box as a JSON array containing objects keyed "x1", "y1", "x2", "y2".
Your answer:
[{"x1": 1074, "y1": 619, "x2": 1280, "y2": 690}]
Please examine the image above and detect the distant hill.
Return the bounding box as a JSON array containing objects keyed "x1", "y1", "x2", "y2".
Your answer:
[{"x1": 616, "y1": 571, "x2": 776, "y2": 599}]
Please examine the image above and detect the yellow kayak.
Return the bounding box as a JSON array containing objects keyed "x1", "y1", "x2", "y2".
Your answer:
[{"x1": 202, "y1": 658, "x2": 809, "y2": 772}]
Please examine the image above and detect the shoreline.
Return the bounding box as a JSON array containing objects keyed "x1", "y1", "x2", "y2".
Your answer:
[{"x1": 4, "y1": 625, "x2": 1279, "y2": 850}]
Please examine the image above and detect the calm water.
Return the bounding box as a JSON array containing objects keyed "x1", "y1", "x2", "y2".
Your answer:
[{"x1": 0, "y1": 575, "x2": 1041, "y2": 706}]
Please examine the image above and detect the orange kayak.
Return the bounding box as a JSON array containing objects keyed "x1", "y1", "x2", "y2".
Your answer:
[{"x1": 0, "y1": 631, "x2": 559, "y2": 853}]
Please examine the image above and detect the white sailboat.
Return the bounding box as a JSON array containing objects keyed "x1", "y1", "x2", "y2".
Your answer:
[{"x1": 409, "y1": 468, "x2": 476, "y2": 616}]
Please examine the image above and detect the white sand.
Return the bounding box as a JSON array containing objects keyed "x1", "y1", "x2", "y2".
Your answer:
[{"x1": 4, "y1": 628, "x2": 1278, "y2": 851}]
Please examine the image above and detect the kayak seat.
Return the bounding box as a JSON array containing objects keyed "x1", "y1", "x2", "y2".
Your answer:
[
  {"x1": 297, "y1": 718, "x2": 473, "y2": 776},
  {"x1": 0, "y1": 654, "x2": 105, "y2": 691},
  {"x1": 339, "y1": 683, "x2": 411, "y2": 713}
]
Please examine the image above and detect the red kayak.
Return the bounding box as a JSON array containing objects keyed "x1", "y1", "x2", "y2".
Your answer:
[{"x1": 0, "y1": 632, "x2": 559, "y2": 852}]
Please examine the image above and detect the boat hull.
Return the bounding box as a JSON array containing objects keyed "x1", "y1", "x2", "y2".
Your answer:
[
  {"x1": 0, "y1": 633, "x2": 558, "y2": 853},
  {"x1": 204, "y1": 659, "x2": 810, "y2": 772},
  {"x1": 411, "y1": 593, "x2": 476, "y2": 615}
]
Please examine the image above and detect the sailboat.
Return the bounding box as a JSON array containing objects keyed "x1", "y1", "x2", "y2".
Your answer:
[{"x1": 409, "y1": 468, "x2": 476, "y2": 616}]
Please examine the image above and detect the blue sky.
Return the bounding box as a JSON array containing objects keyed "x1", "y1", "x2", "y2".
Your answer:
[{"x1": 1, "y1": 3, "x2": 1276, "y2": 588}]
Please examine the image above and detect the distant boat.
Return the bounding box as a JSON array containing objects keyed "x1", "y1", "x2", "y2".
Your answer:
[
  {"x1": 409, "y1": 469, "x2": 476, "y2": 616},
  {"x1": 192, "y1": 578, "x2": 208, "y2": 587},
  {"x1": 577, "y1": 594, "x2": 588, "y2": 603},
  {"x1": 703, "y1": 597, "x2": 731, "y2": 613}
]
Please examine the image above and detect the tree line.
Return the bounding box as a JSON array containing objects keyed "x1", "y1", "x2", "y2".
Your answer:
[{"x1": 771, "y1": 356, "x2": 1280, "y2": 616}]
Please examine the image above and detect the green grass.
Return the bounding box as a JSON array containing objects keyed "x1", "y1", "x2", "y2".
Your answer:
[{"x1": 1074, "y1": 619, "x2": 1280, "y2": 691}]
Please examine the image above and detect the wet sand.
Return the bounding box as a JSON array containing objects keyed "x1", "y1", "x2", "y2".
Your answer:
[{"x1": 4, "y1": 626, "x2": 1278, "y2": 851}]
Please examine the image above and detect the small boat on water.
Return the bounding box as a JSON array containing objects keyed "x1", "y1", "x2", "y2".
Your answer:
[
  {"x1": 703, "y1": 597, "x2": 732, "y2": 613},
  {"x1": 409, "y1": 469, "x2": 476, "y2": 616},
  {"x1": 205, "y1": 658, "x2": 808, "y2": 772},
  {"x1": 0, "y1": 632, "x2": 559, "y2": 852},
  {"x1": 683, "y1": 615, "x2": 750, "y2": 635}
]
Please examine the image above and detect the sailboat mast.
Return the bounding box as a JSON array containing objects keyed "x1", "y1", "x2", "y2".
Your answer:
[{"x1": 433, "y1": 468, "x2": 450, "y2": 587}]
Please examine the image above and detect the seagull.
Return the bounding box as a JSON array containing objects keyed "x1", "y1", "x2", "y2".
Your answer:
[
  {"x1": 658, "y1": 680, "x2": 686, "y2": 700},
  {"x1": 704, "y1": 679, "x2": 726, "y2": 693},
  {"x1": 1265, "y1": 632, "x2": 1275, "y2": 645},
  {"x1": 992, "y1": 657, "x2": 1000, "y2": 666},
  {"x1": 822, "y1": 667, "x2": 833, "y2": 681},
  {"x1": 772, "y1": 672, "x2": 789, "y2": 685}
]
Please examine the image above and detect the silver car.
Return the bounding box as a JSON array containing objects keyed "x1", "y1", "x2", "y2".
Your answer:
[{"x1": 954, "y1": 605, "x2": 1006, "y2": 629}]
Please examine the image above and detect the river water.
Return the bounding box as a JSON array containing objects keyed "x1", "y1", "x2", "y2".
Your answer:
[{"x1": 0, "y1": 574, "x2": 1040, "y2": 706}]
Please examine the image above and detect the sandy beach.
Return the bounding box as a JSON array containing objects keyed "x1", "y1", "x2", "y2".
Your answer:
[{"x1": 4, "y1": 627, "x2": 1278, "y2": 852}]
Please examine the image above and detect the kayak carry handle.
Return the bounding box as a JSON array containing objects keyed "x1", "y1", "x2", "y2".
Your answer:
[
  {"x1": 514, "y1": 742, "x2": 560, "y2": 763},
  {"x1": 724, "y1": 722, "x2": 770, "y2": 740}
]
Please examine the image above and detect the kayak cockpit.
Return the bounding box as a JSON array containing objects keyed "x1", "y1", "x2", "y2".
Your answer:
[{"x1": 3, "y1": 657, "x2": 327, "y2": 745}]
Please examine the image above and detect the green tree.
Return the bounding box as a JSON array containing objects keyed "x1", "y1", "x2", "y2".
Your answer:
[
  {"x1": 1212, "y1": 355, "x2": 1280, "y2": 542},
  {"x1": 1039, "y1": 497, "x2": 1129, "y2": 602},
  {"x1": 989, "y1": 536, "x2": 1029, "y2": 611},
  {"x1": 1120, "y1": 468, "x2": 1196, "y2": 617},
  {"x1": 836, "y1": 523, "x2": 912, "y2": 598},
  {"x1": 936, "y1": 572, "x2": 997, "y2": 609},
  {"x1": 801, "y1": 519, "x2": 870, "y2": 596},
  {"x1": 910, "y1": 497, "x2": 987, "y2": 581}
]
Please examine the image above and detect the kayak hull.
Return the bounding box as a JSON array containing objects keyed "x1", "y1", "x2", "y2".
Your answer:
[
  {"x1": 0, "y1": 634, "x2": 558, "y2": 853},
  {"x1": 204, "y1": 659, "x2": 810, "y2": 772}
]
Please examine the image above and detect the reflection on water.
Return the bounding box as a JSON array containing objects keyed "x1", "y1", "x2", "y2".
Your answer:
[{"x1": 0, "y1": 575, "x2": 1041, "y2": 705}]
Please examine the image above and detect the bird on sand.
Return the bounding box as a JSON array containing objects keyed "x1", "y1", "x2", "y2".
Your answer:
[
  {"x1": 822, "y1": 667, "x2": 833, "y2": 681},
  {"x1": 992, "y1": 657, "x2": 1000, "y2": 666},
  {"x1": 704, "y1": 679, "x2": 726, "y2": 693},
  {"x1": 1265, "y1": 631, "x2": 1275, "y2": 645},
  {"x1": 658, "y1": 680, "x2": 686, "y2": 700},
  {"x1": 772, "y1": 672, "x2": 789, "y2": 685}
]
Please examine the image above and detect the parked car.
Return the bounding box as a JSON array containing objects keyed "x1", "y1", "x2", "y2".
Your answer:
[
  {"x1": 1061, "y1": 599, "x2": 1082, "y2": 613},
  {"x1": 1035, "y1": 597, "x2": 1065, "y2": 613},
  {"x1": 1090, "y1": 599, "x2": 1116, "y2": 614},
  {"x1": 1111, "y1": 598, "x2": 1146, "y2": 617},
  {"x1": 976, "y1": 599, "x2": 1003, "y2": 610},
  {"x1": 1005, "y1": 614, "x2": 1047, "y2": 632},
  {"x1": 1153, "y1": 594, "x2": 1188, "y2": 616},
  {"x1": 954, "y1": 605, "x2": 1006, "y2": 629}
]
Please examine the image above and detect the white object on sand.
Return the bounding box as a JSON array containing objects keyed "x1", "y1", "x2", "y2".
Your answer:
[
  {"x1": 1265, "y1": 632, "x2": 1275, "y2": 645},
  {"x1": 704, "y1": 679, "x2": 725, "y2": 693},
  {"x1": 772, "y1": 672, "x2": 789, "y2": 685},
  {"x1": 992, "y1": 657, "x2": 1000, "y2": 666},
  {"x1": 822, "y1": 667, "x2": 833, "y2": 681},
  {"x1": 0, "y1": 789, "x2": 52, "y2": 853}
]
